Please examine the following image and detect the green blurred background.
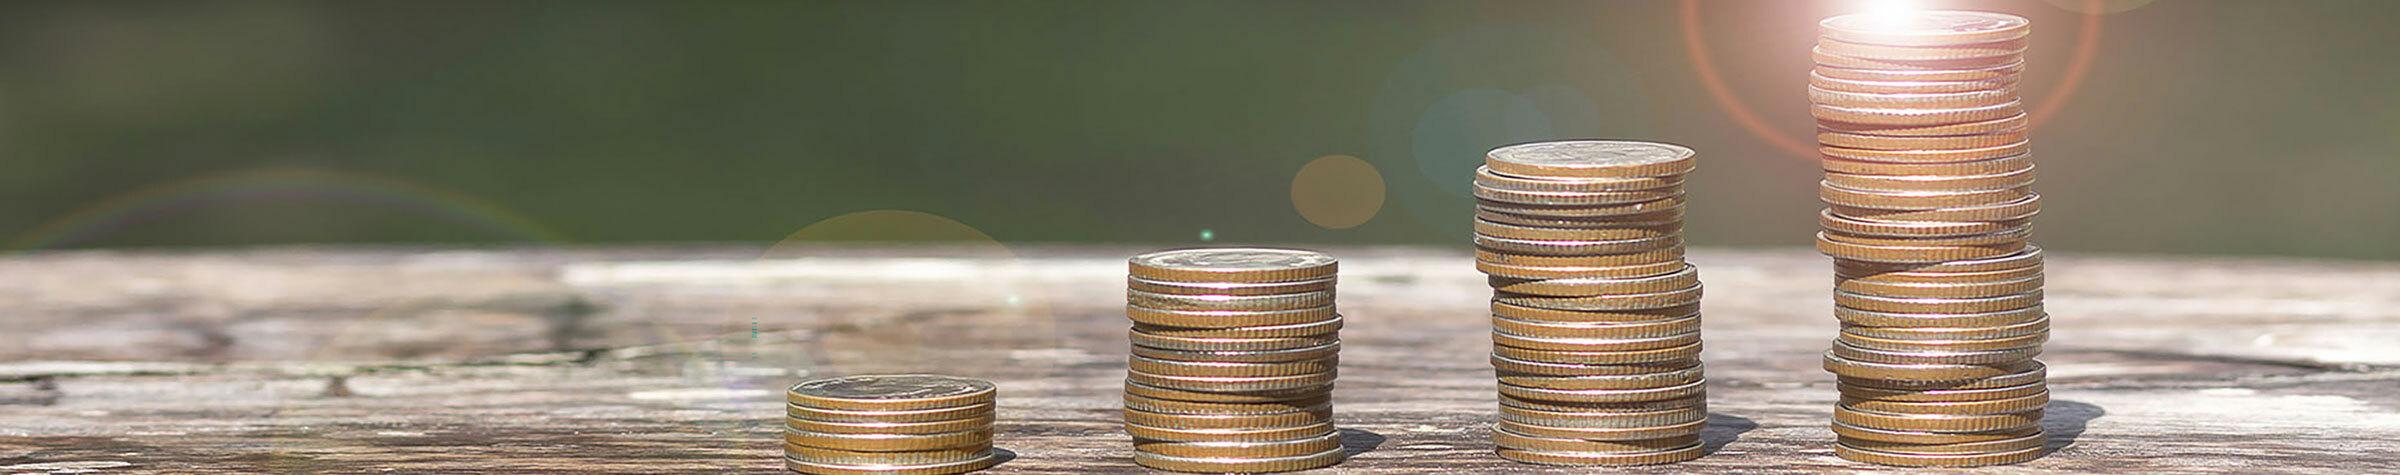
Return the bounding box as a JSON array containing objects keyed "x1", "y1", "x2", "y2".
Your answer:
[{"x1": 1, "y1": 0, "x2": 2393, "y2": 258}]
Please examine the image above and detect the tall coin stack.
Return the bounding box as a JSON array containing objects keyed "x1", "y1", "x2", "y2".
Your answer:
[
  {"x1": 1123, "y1": 248, "x2": 1346, "y2": 473},
  {"x1": 785, "y1": 374, "x2": 1000, "y2": 475},
  {"x1": 1472, "y1": 141, "x2": 1710, "y2": 466},
  {"x1": 1808, "y1": 10, "x2": 2051, "y2": 468}
]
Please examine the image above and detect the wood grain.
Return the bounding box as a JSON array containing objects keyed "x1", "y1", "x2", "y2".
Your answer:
[{"x1": 2, "y1": 245, "x2": 2396, "y2": 473}]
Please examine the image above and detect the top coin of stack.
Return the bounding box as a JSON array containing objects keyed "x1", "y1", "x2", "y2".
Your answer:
[
  {"x1": 1472, "y1": 140, "x2": 1712, "y2": 466},
  {"x1": 1124, "y1": 248, "x2": 1346, "y2": 474},
  {"x1": 785, "y1": 374, "x2": 1000, "y2": 475},
  {"x1": 1809, "y1": 10, "x2": 2051, "y2": 468}
]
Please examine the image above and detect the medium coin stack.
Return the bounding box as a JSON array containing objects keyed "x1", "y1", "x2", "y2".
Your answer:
[
  {"x1": 1809, "y1": 10, "x2": 2051, "y2": 468},
  {"x1": 1472, "y1": 140, "x2": 1710, "y2": 466},
  {"x1": 785, "y1": 374, "x2": 1000, "y2": 475},
  {"x1": 1123, "y1": 248, "x2": 1345, "y2": 473}
]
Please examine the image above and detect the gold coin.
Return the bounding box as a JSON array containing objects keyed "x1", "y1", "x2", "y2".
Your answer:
[
  {"x1": 1476, "y1": 165, "x2": 1686, "y2": 192},
  {"x1": 1491, "y1": 301, "x2": 1699, "y2": 323},
  {"x1": 1840, "y1": 380, "x2": 2048, "y2": 402},
  {"x1": 1129, "y1": 248, "x2": 1337, "y2": 284},
  {"x1": 1813, "y1": 46, "x2": 2021, "y2": 70},
  {"x1": 1838, "y1": 429, "x2": 2044, "y2": 454},
  {"x1": 1491, "y1": 427, "x2": 1700, "y2": 453},
  {"x1": 784, "y1": 451, "x2": 1000, "y2": 475},
  {"x1": 1126, "y1": 369, "x2": 1338, "y2": 393},
  {"x1": 1484, "y1": 140, "x2": 1698, "y2": 179},
  {"x1": 1820, "y1": 210, "x2": 2034, "y2": 238},
  {"x1": 1833, "y1": 405, "x2": 2044, "y2": 431},
  {"x1": 1131, "y1": 342, "x2": 1341, "y2": 363},
  {"x1": 1497, "y1": 379, "x2": 1708, "y2": 405},
  {"x1": 1831, "y1": 420, "x2": 2040, "y2": 444},
  {"x1": 1822, "y1": 141, "x2": 2031, "y2": 163},
  {"x1": 1824, "y1": 166, "x2": 2036, "y2": 193},
  {"x1": 1817, "y1": 130, "x2": 2028, "y2": 152},
  {"x1": 1131, "y1": 447, "x2": 1346, "y2": 473},
  {"x1": 1476, "y1": 247, "x2": 1685, "y2": 268},
  {"x1": 1123, "y1": 406, "x2": 1332, "y2": 429},
  {"x1": 1493, "y1": 314, "x2": 1702, "y2": 340},
  {"x1": 1497, "y1": 364, "x2": 1706, "y2": 390},
  {"x1": 1495, "y1": 445, "x2": 1705, "y2": 466},
  {"x1": 1476, "y1": 259, "x2": 1691, "y2": 281},
  {"x1": 1473, "y1": 218, "x2": 1683, "y2": 242},
  {"x1": 1839, "y1": 332, "x2": 2046, "y2": 353},
  {"x1": 1490, "y1": 354, "x2": 1702, "y2": 377},
  {"x1": 785, "y1": 413, "x2": 994, "y2": 435},
  {"x1": 1836, "y1": 443, "x2": 2045, "y2": 467},
  {"x1": 1134, "y1": 431, "x2": 1343, "y2": 458},
  {"x1": 1817, "y1": 234, "x2": 2028, "y2": 264},
  {"x1": 1837, "y1": 265, "x2": 2043, "y2": 284},
  {"x1": 1819, "y1": 183, "x2": 2034, "y2": 210},
  {"x1": 1809, "y1": 71, "x2": 2020, "y2": 94},
  {"x1": 1494, "y1": 284, "x2": 1703, "y2": 311},
  {"x1": 1835, "y1": 275, "x2": 2043, "y2": 298},
  {"x1": 1835, "y1": 289, "x2": 2042, "y2": 313},
  {"x1": 1474, "y1": 186, "x2": 1686, "y2": 206},
  {"x1": 1811, "y1": 100, "x2": 2022, "y2": 127},
  {"x1": 1493, "y1": 342, "x2": 1705, "y2": 366},
  {"x1": 1836, "y1": 246, "x2": 2043, "y2": 274},
  {"x1": 1128, "y1": 355, "x2": 1338, "y2": 378},
  {"x1": 1122, "y1": 380, "x2": 1330, "y2": 404},
  {"x1": 787, "y1": 403, "x2": 994, "y2": 424},
  {"x1": 1492, "y1": 420, "x2": 1707, "y2": 443},
  {"x1": 1123, "y1": 421, "x2": 1336, "y2": 443},
  {"x1": 1127, "y1": 276, "x2": 1335, "y2": 296},
  {"x1": 1843, "y1": 316, "x2": 2050, "y2": 340},
  {"x1": 1822, "y1": 353, "x2": 2037, "y2": 381},
  {"x1": 1821, "y1": 112, "x2": 2026, "y2": 138},
  {"x1": 1123, "y1": 393, "x2": 1331, "y2": 415},
  {"x1": 1817, "y1": 36, "x2": 2029, "y2": 60},
  {"x1": 1836, "y1": 306, "x2": 2046, "y2": 328},
  {"x1": 789, "y1": 375, "x2": 997, "y2": 411},
  {"x1": 1128, "y1": 329, "x2": 1337, "y2": 352},
  {"x1": 1126, "y1": 306, "x2": 1338, "y2": 329},
  {"x1": 1498, "y1": 404, "x2": 1709, "y2": 429},
  {"x1": 1494, "y1": 331, "x2": 1702, "y2": 353},
  {"x1": 1498, "y1": 393, "x2": 1705, "y2": 413},
  {"x1": 785, "y1": 444, "x2": 992, "y2": 466},
  {"x1": 1476, "y1": 196, "x2": 1688, "y2": 218},
  {"x1": 1818, "y1": 10, "x2": 2030, "y2": 46},
  {"x1": 1126, "y1": 289, "x2": 1332, "y2": 312},
  {"x1": 1474, "y1": 206, "x2": 1686, "y2": 228},
  {"x1": 1474, "y1": 234, "x2": 1685, "y2": 256},
  {"x1": 1841, "y1": 391, "x2": 2050, "y2": 415},
  {"x1": 782, "y1": 428, "x2": 992, "y2": 452},
  {"x1": 1810, "y1": 86, "x2": 2018, "y2": 109},
  {"x1": 1821, "y1": 158, "x2": 2032, "y2": 185},
  {"x1": 1132, "y1": 316, "x2": 1343, "y2": 338},
  {"x1": 1823, "y1": 226, "x2": 2031, "y2": 247},
  {"x1": 1487, "y1": 265, "x2": 1701, "y2": 296},
  {"x1": 1830, "y1": 340, "x2": 2042, "y2": 365}
]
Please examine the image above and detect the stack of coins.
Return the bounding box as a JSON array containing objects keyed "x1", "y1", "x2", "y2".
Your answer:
[
  {"x1": 1124, "y1": 248, "x2": 1345, "y2": 473},
  {"x1": 1809, "y1": 10, "x2": 2051, "y2": 468},
  {"x1": 1471, "y1": 141, "x2": 1711, "y2": 466},
  {"x1": 785, "y1": 374, "x2": 999, "y2": 475}
]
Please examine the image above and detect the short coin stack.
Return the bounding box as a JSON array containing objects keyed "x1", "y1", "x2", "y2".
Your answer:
[
  {"x1": 1809, "y1": 10, "x2": 2051, "y2": 468},
  {"x1": 1471, "y1": 140, "x2": 1710, "y2": 466},
  {"x1": 1124, "y1": 248, "x2": 1345, "y2": 473},
  {"x1": 785, "y1": 374, "x2": 999, "y2": 475}
]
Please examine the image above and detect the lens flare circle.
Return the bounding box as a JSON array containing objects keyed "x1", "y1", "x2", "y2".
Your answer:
[{"x1": 1290, "y1": 155, "x2": 1386, "y2": 230}]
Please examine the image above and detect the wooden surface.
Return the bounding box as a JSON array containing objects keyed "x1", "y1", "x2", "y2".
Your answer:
[{"x1": 3, "y1": 244, "x2": 2398, "y2": 474}]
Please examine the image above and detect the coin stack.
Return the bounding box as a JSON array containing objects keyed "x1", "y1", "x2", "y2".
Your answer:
[
  {"x1": 785, "y1": 374, "x2": 1000, "y2": 475},
  {"x1": 1809, "y1": 10, "x2": 2051, "y2": 468},
  {"x1": 1123, "y1": 248, "x2": 1345, "y2": 473},
  {"x1": 1471, "y1": 141, "x2": 1710, "y2": 466}
]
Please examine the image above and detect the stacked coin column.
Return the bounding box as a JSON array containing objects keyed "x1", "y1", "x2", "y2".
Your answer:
[
  {"x1": 1471, "y1": 141, "x2": 1710, "y2": 466},
  {"x1": 1123, "y1": 248, "x2": 1345, "y2": 473},
  {"x1": 784, "y1": 374, "x2": 999, "y2": 475},
  {"x1": 1809, "y1": 11, "x2": 2051, "y2": 468}
]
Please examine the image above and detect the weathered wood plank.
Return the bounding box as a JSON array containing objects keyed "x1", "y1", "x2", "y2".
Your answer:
[{"x1": 2, "y1": 245, "x2": 2397, "y2": 473}]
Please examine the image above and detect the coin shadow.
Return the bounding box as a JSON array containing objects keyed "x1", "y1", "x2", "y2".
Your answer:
[
  {"x1": 1338, "y1": 428, "x2": 1387, "y2": 457},
  {"x1": 1700, "y1": 412, "x2": 1757, "y2": 456},
  {"x1": 989, "y1": 447, "x2": 1019, "y2": 466},
  {"x1": 2043, "y1": 399, "x2": 2104, "y2": 455}
]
